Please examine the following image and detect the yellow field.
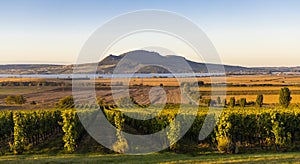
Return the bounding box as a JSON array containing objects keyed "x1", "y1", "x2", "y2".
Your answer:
[
  {"x1": 3, "y1": 75, "x2": 300, "y2": 86},
  {"x1": 222, "y1": 95, "x2": 300, "y2": 104},
  {"x1": 2, "y1": 75, "x2": 300, "y2": 104},
  {"x1": 199, "y1": 86, "x2": 300, "y2": 91},
  {"x1": 0, "y1": 78, "x2": 42, "y2": 82},
  {"x1": 94, "y1": 75, "x2": 300, "y2": 86},
  {"x1": 201, "y1": 94, "x2": 300, "y2": 104},
  {"x1": 210, "y1": 75, "x2": 300, "y2": 85}
]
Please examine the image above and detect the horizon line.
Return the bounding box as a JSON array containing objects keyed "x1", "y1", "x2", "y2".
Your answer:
[{"x1": 0, "y1": 61, "x2": 299, "y2": 68}]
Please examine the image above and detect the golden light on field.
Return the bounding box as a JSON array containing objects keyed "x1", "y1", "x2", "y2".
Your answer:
[
  {"x1": 2, "y1": 75, "x2": 300, "y2": 105},
  {"x1": 199, "y1": 86, "x2": 300, "y2": 91},
  {"x1": 93, "y1": 75, "x2": 300, "y2": 86},
  {"x1": 0, "y1": 78, "x2": 42, "y2": 82},
  {"x1": 222, "y1": 95, "x2": 300, "y2": 104}
]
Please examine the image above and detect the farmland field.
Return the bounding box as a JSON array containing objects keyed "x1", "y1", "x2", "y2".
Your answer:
[
  {"x1": 1, "y1": 75, "x2": 300, "y2": 163},
  {"x1": 1, "y1": 75, "x2": 300, "y2": 109},
  {"x1": 0, "y1": 86, "x2": 59, "y2": 95},
  {"x1": 95, "y1": 75, "x2": 300, "y2": 86}
]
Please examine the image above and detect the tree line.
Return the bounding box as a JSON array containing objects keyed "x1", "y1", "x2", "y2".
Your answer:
[{"x1": 203, "y1": 87, "x2": 292, "y2": 108}]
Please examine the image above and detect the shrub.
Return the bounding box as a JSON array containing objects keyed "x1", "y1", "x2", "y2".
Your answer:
[
  {"x1": 223, "y1": 99, "x2": 227, "y2": 106},
  {"x1": 56, "y1": 96, "x2": 75, "y2": 109},
  {"x1": 279, "y1": 87, "x2": 292, "y2": 108},
  {"x1": 5, "y1": 95, "x2": 26, "y2": 105},
  {"x1": 15, "y1": 95, "x2": 26, "y2": 104},
  {"x1": 5, "y1": 96, "x2": 15, "y2": 104},
  {"x1": 240, "y1": 98, "x2": 246, "y2": 108},
  {"x1": 229, "y1": 97, "x2": 235, "y2": 108},
  {"x1": 30, "y1": 101, "x2": 37, "y2": 105},
  {"x1": 202, "y1": 99, "x2": 212, "y2": 106},
  {"x1": 216, "y1": 97, "x2": 221, "y2": 104},
  {"x1": 256, "y1": 94, "x2": 264, "y2": 107},
  {"x1": 217, "y1": 136, "x2": 234, "y2": 153}
]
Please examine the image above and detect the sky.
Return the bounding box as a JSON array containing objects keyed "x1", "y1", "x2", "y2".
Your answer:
[{"x1": 0, "y1": 0, "x2": 300, "y2": 67}]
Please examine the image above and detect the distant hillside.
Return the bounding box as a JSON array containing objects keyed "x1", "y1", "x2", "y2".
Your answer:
[
  {"x1": 0, "y1": 64, "x2": 72, "y2": 74},
  {"x1": 0, "y1": 50, "x2": 299, "y2": 74},
  {"x1": 96, "y1": 50, "x2": 261, "y2": 74}
]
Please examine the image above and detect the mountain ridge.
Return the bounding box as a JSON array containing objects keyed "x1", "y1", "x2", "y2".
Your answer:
[{"x1": 0, "y1": 50, "x2": 299, "y2": 74}]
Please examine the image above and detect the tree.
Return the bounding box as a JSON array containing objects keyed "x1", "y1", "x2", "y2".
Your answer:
[
  {"x1": 240, "y1": 98, "x2": 246, "y2": 108},
  {"x1": 15, "y1": 95, "x2": 26, "y2": 104},
  {"x1": 202, "y1": 99, "x2": 215, "y2": 107},
  {"x1": 5, "y1": 96, "x2": 15, "y2": 104},
  {"x1": 256, "y1": 94, "x2": 264, "y2": 107},
  {"x1": 56, "y1": 96, "x2": 75, "y2": 109},
  {"x1": 229, "y1": 97, "x2": 235, "y2": 108},
  {"x1": 216, "y1": 97, "x2": 221, "y2": 105},
  {"x1": 5, "y1": 95, "x2": 26, "y2": 105},
  {"x1": 223, "y1": 99, "x2": 227, "y2": 106},
  {"x1": 279, "y1": 87, "x2": 292, "y2": 108},
  {"x1": 197, "y1": 81, "x2": 205, "y2": 86}
]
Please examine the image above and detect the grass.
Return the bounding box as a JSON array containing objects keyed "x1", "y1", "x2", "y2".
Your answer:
[
  {"x1": 1, "y1": 131, "x2": 300, "y2": 163},
  {"x1": 0, "y1": 152, "x2": 300, "y2": 163}
]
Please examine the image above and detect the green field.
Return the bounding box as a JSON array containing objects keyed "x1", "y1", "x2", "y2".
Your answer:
[
  {"x1": 1, "y1": 105, "x2": 300, "y2": 163},
  {"x1": 1, "y1": 152, "x2": 300, "y2": 163}
]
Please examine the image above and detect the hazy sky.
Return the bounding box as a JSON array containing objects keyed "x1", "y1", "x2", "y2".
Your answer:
[{"x1": 1, "y1": 0, "x2": 300, "y2": 67}]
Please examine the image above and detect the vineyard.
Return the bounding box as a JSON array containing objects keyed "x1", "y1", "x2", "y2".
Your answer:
[{"x1": 0, "y1": 105, "x2": 300, "y2": 155}]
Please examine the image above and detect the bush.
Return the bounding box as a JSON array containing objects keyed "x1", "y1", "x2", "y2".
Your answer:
[
  {"x1": 229, "y1": 97, "x2": 235, "y2": 108},
  {"x1": 5, "y1": 96, "x2": 15, "y2": 104},
  {"x1": 56, "y1": 96, "x2": 75, "y2": 109},
  {"x1": 256, "y1": 94, "x2": 264, "y2": 107},
  {"x1": 216, "y1": 97, "x2": 221, "y2": 104},
  {"x1": 279, "y1": 87, "x2": 292, "y2": 108},
  {"x1": 30, "y1": 101, "x2": 37, "y2": 105},
  {"x1": 5, "y1": 95, "x2": 26, "y2": 105},
  {"x1": 200, "y1": 99, "x2": 217, "y2": 107},
  {"x1": 222, "y1": 99, "x2": 227, "y2": 106},
  {"x1": 15, "y1": 95, "x2": 26, "y2": 104},
  {"x1": 240, "y1": 98, "x2": 246, "y2": 108},
  {"x1": 217, "y1": 136, "x2": 234, "y2": 153}
]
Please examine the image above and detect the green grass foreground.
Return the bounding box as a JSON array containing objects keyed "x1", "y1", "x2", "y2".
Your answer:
[{"x1": 0, "y1": 152, "x2": 300, "y2": 164}]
